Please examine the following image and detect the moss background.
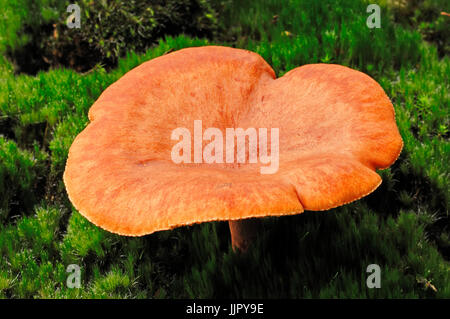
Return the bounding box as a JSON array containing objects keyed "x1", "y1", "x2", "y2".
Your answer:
[{"x1": 0, "y1": 0, "x2": 448, "y2": 298}]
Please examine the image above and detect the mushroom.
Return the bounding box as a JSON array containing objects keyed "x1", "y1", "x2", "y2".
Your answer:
[{"x1": 63, "y1": 46, "x2": 403, "y2": 252}]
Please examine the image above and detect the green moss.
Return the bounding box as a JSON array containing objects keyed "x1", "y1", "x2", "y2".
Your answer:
[
  {"x1": 1, "y1": 0, "x2": 218, "y2": 73},
  {"x1": 0, "y1": 137, "x2": 48, "y2": 221},
  {"x1": 60, "y1": 210, "x2": 112, "y2": 262}
]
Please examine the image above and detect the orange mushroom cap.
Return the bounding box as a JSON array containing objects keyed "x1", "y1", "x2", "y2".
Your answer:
[{"x1": 63, "y1": 46, "x2": 403, "y2": 236}]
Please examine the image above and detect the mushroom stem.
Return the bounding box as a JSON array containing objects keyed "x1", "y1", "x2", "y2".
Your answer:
[{"x1": 228, "y1": 218, "x2": 261, "y2": 252}]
